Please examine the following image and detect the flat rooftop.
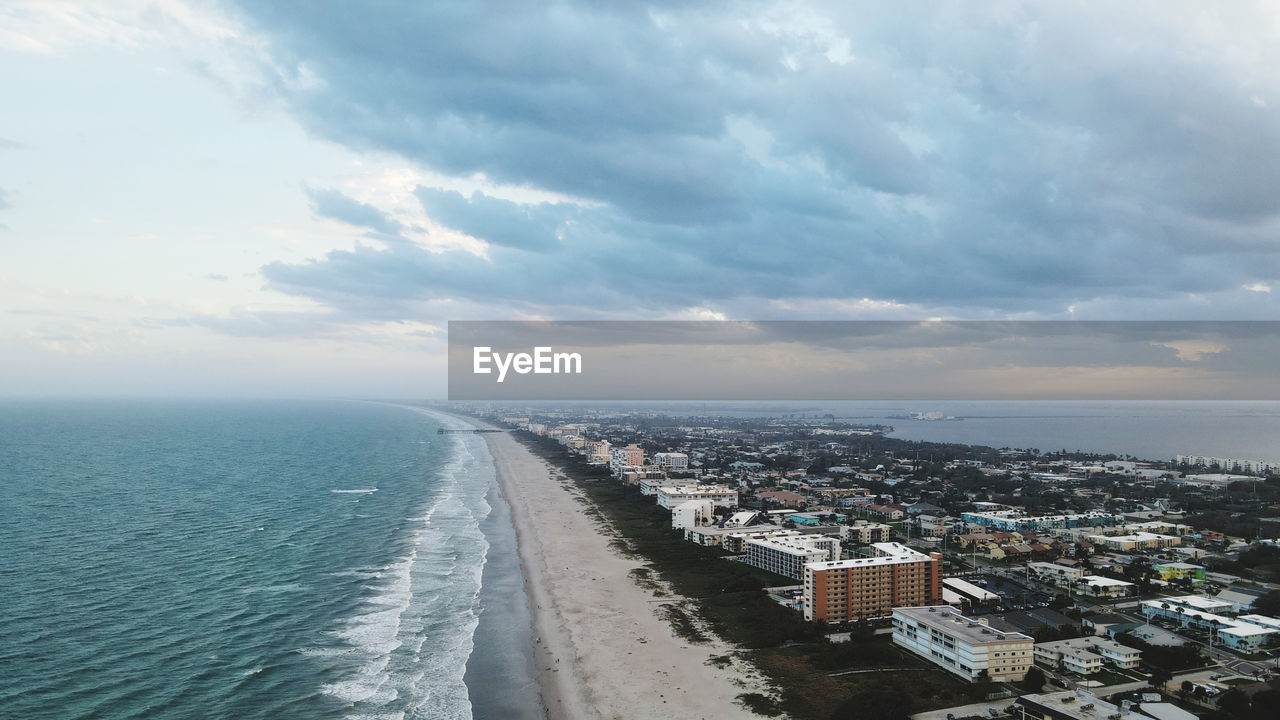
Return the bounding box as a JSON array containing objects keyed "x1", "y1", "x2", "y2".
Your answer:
[
  {"x1": 1017, "y1": 691, "x2": 1121, "y2": 720},
  {"x1": 807, "y1": 542, "x2": 931, "y2": 571},
  {"x1": 894, "y1": 605, "x2": 1032, "y2": 644}
]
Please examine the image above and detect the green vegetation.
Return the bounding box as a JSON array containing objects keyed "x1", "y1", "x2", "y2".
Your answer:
[
  {"x1": 1115, "y1": 633, "x2": 1206, "y2": 671},
  {"x1": 1207, "y1": 545, "x2": 1280, "y2": 582},
  {"x1": 1252, "y1": 589, "x2": 1280, "y2": 616},
  {"x1": 1085, "y1": 668, "x2": 1142, "y2": 686},
  {"x1": 660, "y1": 602, "x2": 710, "y2": 643},
  {"x1": 1020, "y1": 666, "x2": 1046, "y2": 691},
  {"x1": 1206, "y1": 687, "x2": 1280, "y2": 720},
  {"x1": 736, "y1": 693, "x2": 785, "y2": 717}
]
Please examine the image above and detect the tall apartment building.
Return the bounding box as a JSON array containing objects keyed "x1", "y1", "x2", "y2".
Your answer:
[
  {"x1": 745, "y1": 536, "x2": 840, "y2": 580},
  {"x1": 586, "y1": 440, "x2": 611, "y2": 464},
  {"x1": 609, "y1": 444, "x2": 646, "y2": 473},
  {"x1": 892, "y1": 605, "x2": 1034, "y2": 682},
  {"x1": 803, "y1": 542, "x2": 941, "y2": 622}
]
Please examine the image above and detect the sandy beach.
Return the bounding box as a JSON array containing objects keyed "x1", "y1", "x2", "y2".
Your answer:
[{"x1": 480, "y1": 428, "x2": 771, "y2": 720}]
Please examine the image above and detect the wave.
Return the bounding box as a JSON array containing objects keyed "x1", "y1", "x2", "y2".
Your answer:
[
  {"x1": 306, "y1": 416, "x2": 496, "y2": 720},
  {"x1": 332, "y1": 488, "x2": 379, "y2": 494}
]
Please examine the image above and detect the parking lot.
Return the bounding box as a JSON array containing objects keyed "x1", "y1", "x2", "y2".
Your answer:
[{"x1": 963, "y1": 573, "x2": 1054, "y2": 614}]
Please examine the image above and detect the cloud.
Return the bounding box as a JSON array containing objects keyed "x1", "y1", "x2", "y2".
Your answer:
[
  {"x1": 223, "y1": 1, "x2": 1280, "y2": 321},
  {"x1": 305, "y1": 186, "x2": 403, "y2": 236},
  {"x1": 0, "y1": 187, "x2": 10, "y2": 210},
  {"x1": 414, "y1": 187, "x2": 575, "y2": 252}
]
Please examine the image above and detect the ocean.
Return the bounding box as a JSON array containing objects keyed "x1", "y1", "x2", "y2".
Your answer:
[
  {"x1": 633, "y1": 400, "x2": 1280, "y2": 463},
  {"x1": 0, "y1": 399, "x2": 541, "y2": 720}
]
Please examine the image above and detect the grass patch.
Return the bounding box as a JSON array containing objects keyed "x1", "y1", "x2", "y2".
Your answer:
[
  {"x1": 707, "y1": 654, "x2": 733, "y2": 668},
  {"x1": 661, "y1": 602, "x2": 711, "y2": 643},
  {"x1": 736, "y1": 693, "x2": 785, "y2": 717},
  {"x1": 1087, "y1": 669, "x2": 1142, "y2": 686}
]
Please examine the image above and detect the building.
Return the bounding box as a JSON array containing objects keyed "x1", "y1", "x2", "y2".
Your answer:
[
  {"x1": 942, "y1": 577, "x2": 1001, "y2": 607},
  {"x1": 670, "y1": 500, "x2": 714, "y2": 530},
  {"x1": 892, "y1": 605, "x2": 1034, "y2": 682},
  {"x1": 862, "y1": 503, "x2": 906, "y2": 520},
  {"x1": 1153, "y1": 562, "x2": 1205, "y2": 587},
  {"x1": 962, "y1": 510, "x2": 1121, "y2": 532},
  {"x1": 652, "y1": 452, "x2": 689, "y2": 471},
  {"x1": 789, "y1": 511, "x2": 846, "y2": 526},
  {"x1": 1081, "y1": 613, "x2": 1140, "y2": 638},
  {"x1": 1014, "y1": 691, "x2": 1125, "y2": 720},
  {"x1": 803, "y1": 542, "x2": 941, "y2": 622},
  {"x1": 1086, "y1": 532, "x2": 1181, "y2": 552},
  {"x1": 621, "y1": 468, "x2": 667, "y2": 486},
  {"x1": 1029, "y1": 562, "x2": 1086, "y2": 586},
  {"x1": 586, "y1": 440, "x2": 611, "y2": 464},
  {"x1": 1140, "y1": 599, "x2": 1279, "y2": 650},
  {"x1": 840, "y1": 520, "x2": 891, "y2": 544},
  {"x1": 1078, "y1": 576, "x2": 1135, "y2": 598},
  {"x1": 655, "y1": 485, "x2": 738, "y2": 509},
  {"x1": 609, "y1": 444, "x2": 645, "y2": 473},
  {"x1": 1034, "y1": 636, "x2": 1141, "y2": 674},
  {"x1": 745, "y1": 535, "x2": 839, "y2": 581},
  {"x1": 638, "y1": 477, "x2": 683, "y2": 496}
]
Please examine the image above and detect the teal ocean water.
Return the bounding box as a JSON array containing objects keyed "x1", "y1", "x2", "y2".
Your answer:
[{"x1": 0, "y1": 400, "x2": 540, "y2": 720}]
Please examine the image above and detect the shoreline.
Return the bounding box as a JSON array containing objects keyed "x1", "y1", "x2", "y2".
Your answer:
[{"x1": 467, "y1": 419, "x2": 767, "y2": 720}]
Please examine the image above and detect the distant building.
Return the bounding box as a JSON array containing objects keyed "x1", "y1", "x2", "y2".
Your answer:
[
  {"x1": 652, "y1": 452, "x2": 689, "y2": 471},
  {"x1": 670, "y1": 500, "x2": 714, "y2": 530},
  {"x1": 609, "y1": 444, "x2": 645, "y2": 473},
  {"x1": 789, "y1": 511, "x2": 845, "y2": 526},
  {"x1": 656, "y1": 485, "x2": 738, "y2": 509},
  {"x1": 840, "y1": 520, "x2": 891, "y2": 544},
  {"x1": 1078, "y1": 576, "x2": 1135, "y2": 598},
  {"x1": 1029, "y1": 561, "x2": 1086, "y2": 586},
  {"x1": 1034, "y1": 636, "x2": 1141, "y2": 674},
  {"x1": 1140, "y1": 599, "x2": 1278, "y2": 650},
  {"x1": 1081, "y1": 613, "x2": 1140, "y2": 638},
  {"x1": 745, "y1": 535, "x2": 839, "y2": 581},
  {"x1": 962, "y1": 510, "x2": 1121, "y2": 532},
  {"x1": 803, "y1": 542, "x2": 941, "y2": 622},
  {"x1": 1086, "y1": 532, "x2": 1180, "y2": 552},
  {"x1": 1153, "y1": 562, "x2": 1205, "y2": 587},
  {"x1": 892, "y1": 605, "x2": 1034, "y2": 682},
  {"x1": 863, "y1": 503, "x2": 906, "y2": 520}
]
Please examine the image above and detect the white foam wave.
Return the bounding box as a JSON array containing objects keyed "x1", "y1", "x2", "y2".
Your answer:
[
  {"x1": 239, "y1": 583, "x2": 305, "y2": 594},
  {"x1": 332, "y1": 488, "x2": 379, "y2": 494},
  {"x1": 311, "y1": 415, "x2": 498, "y2": 719}
]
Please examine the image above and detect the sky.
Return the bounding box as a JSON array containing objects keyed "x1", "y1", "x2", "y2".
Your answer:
[{"x1": 2, "y1": 1, "x2": 1279, "y2": 397}]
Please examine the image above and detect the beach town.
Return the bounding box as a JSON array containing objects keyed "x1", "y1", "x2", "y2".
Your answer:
[{"x1": 455, "y1": 405, "x2": 1280, "y2": 720}]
